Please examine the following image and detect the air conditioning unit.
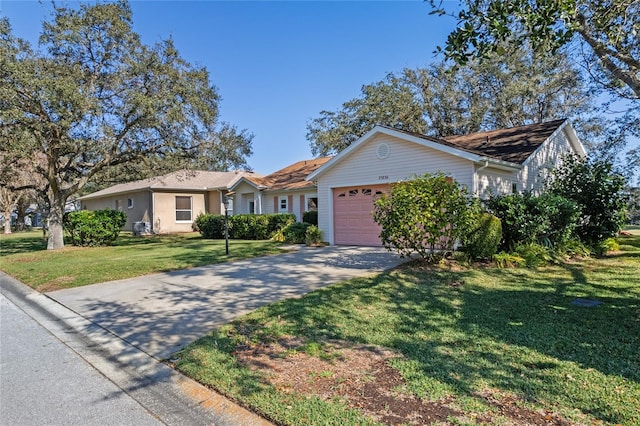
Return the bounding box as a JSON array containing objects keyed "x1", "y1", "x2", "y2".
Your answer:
[{"x1": 132, "y1": 221, "x2": 151, "y2": 236}]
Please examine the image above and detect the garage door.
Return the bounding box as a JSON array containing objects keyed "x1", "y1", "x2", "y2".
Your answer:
[{"x1": 333, "y1": 184, "x2": 389, "y2": 246}]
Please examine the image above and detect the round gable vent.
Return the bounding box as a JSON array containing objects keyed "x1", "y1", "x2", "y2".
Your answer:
[{"x1": 376, "y1": 143, "x2": 390, "y2": 159}]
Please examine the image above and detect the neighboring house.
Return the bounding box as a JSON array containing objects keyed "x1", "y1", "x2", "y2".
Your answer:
[
  {"x1": 229, "y1": 157, "x2": 332, "y2": 221},
  {"x1": 79, "y1": 170, "x2": 259, "y2": 234},
  {"x1": 306, "y1": 119, "x2": 586, "y2": 246}
]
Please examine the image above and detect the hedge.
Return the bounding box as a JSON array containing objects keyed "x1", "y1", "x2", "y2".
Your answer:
[
  {"x1": 195, "y1": 213, "x2": 296, "y2": 240},
  {"x1": 63, "y1": 209, "x2": 127, "y2": 247}
]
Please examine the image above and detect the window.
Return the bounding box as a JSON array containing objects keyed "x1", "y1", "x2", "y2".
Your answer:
[
  {"x1": 175, "y1": 196, "x2": 192, "y2": 221},
  {"x1": 127, "y1": 198, "x2": 134, "y2": 209},
  {"x1": 115, "y1": 199, "x2": 122, "y2": 210},
  {"x1": 307, "y1": 197, "x2": 318, "y2": 211},
  {"x1": 248, "y1": 200, "x2": 255, "y2": 214},
  {"x1": 279, "y1": 196, "x2": 288, "y2": 212},
  {"x1": 511, "y1": 183, "x2": 518, "y2": 194}
]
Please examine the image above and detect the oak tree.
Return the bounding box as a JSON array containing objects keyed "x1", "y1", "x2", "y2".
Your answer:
[
  {"x1": 430, "y1": 0, "x2": 640, "y2": 100},
  {"x1": 0, "y1": 2, "x2": 234, "y2": 249}
]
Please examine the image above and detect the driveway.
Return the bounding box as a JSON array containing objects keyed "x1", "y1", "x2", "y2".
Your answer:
[{"x1": 47, "y1": 246, "x2": 404, "y2": 360}]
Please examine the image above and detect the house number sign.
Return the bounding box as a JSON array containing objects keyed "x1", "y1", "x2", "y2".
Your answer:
[{"x1": 378, "y1": 175, "x2": 388, "y2": 180}]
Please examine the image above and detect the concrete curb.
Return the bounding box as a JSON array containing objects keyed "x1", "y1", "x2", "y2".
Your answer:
[{"x1": 0, "y1": 272, "x2": 273, "y2": 426}]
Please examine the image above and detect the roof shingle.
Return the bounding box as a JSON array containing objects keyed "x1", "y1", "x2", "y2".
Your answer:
[
  {"x1": 442, "y1": 119, "x2": 567, "y2": 164},
  {"x1": 79, "y1": 170, "x2": 260, "y2": 200},
  {"x1": 249, "y1": 157, "x2": 332, "y2": 191}
]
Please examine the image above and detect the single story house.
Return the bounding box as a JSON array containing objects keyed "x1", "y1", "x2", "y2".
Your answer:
[
  {"x1": 306, "y1": 119, "x2": 586, "y2": 246},
  {"x1": 228, "y1": 157, "x2": 331, "y2": 221},
  {"x1": 78, "y1": 170, "x2": 260, "y2": 234},
  {"x1": 78, "y1": 119, "x2": 585, "y2": 245}
]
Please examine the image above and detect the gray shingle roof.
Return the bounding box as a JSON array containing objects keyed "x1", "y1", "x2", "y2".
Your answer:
[
  {"x1": 79, "y1": 170, "x2": 261, "y2": 200},
  {"x1": 381, "y1": 119, "x2": 567, "y2": 165}
]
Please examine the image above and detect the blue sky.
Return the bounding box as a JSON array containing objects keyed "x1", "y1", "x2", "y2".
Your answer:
[
  {"x1": 3, "y1": 1, "x2": 636, "y2": 182},
  {"x1": 2, "y1": 0, "x2": 454, "y2": 174}
]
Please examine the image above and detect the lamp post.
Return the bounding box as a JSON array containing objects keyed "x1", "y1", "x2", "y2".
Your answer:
[{"x1": 223, "y1": 192, "x2": 233, "y2": 255}]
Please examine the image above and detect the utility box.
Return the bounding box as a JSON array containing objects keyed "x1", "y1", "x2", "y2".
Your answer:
[{"x1": 132, "y1": 221, "x2": 151, "y2": 236}]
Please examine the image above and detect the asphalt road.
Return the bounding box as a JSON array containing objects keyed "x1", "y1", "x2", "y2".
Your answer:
[{"x1": 0, "y1": 293, "x2": 163, "y2": 426}]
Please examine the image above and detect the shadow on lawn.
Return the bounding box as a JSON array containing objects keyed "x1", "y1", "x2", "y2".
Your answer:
[
  {"x1": 0, "y1": 233, "x2": 47, "y2": 255},
  {"x1": 244, "y1": 260, "x2": 639, "y2": 424}
]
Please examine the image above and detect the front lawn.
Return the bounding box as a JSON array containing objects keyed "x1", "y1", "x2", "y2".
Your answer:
[
  {"x1": 0, "y1": 230, "x2": 285, "y2": 291},
  {"x1": 176, "y1": 234, "x2": 640, "y2": 425}
]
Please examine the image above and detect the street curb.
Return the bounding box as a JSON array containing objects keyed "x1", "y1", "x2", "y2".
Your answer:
[{"x1": 0, "y1": 272, "x2": 273, "y2": 426}]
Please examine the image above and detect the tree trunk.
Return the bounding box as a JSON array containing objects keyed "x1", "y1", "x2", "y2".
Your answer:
[
  {"x1": 3, "y1": 207, "x2": 11, "y2": 234},
  {"x1": 47, "y1": 198, "x2": 65, "y2": 250}
]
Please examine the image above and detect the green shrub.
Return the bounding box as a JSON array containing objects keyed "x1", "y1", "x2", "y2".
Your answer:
[
  {"x1": 373, "y1": 173, "x2": 479, "y2": 262},
  {"x1": 594, "y1": 237, "x2": 620, "y2": 256},
  {"x1": 492, "y1": 252, "x2": 526, "y2": 268},
  {"x1": 63, "y1": 209, "x2": 126, "y2": 247},
  {"x1": 514, "y1": 242, "x2": 554, "y2": 267},
  {"x1": 195, "y1": 214, "x2": 226, "y2": 238},
  {"x1": 304, "y1": 225, "x2": 322, "y2": 246},
  {"x1": 283, "y1": 222, "x2": 311, "y2": 244},
  {"x1": 557, "y1": 239, "x2": 591, "y2": 258},
  {"x1": 302, "y1": 210, "x2": 318, "y2": 225},
  {"x1": 463, "y1": 213, "x2": 502, "y2": 260},
  {"x1": 228, "y1": 214, "x2": 270, "y2": 239},
  {"x1": 486, "y1": 192, "x2": 578, "y2": 250},
  {"x1": 271, "y1": 227, "x2": 286, "y2": 242},
  {"x1": 196, "y1": 213, "x2": 295, "y2": 240},
  {"x1": 546, "y1": 155, "x2": 628, "y2": 246},
  {"x1": 266, "y1": 213, "x2": 296, "y2": 234}
]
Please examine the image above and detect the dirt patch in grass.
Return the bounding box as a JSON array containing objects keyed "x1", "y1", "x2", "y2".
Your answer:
[
  {"x1": 234, "y1": 336, "x2": 575, "y2": 425},
  {"x1": 38, "y1": 276, "x2": 76, "y2": 292}
]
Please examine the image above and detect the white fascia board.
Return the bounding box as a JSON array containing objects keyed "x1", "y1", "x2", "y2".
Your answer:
[
  {"x1": 78, "y1": 186, "x2": 151, "y2": 200},
  {"x1": 228, "y1": 176, "x2": 262, "y2": 192},
  {"x1": 562, "y1": 121, "x2": 587, "y2": 157},
  {"x1": 306, "y1": 126, "x2": 483, "y2": 181},
  {"x1": 478, "y1": 157, "x2": 522, "y2": 171}
]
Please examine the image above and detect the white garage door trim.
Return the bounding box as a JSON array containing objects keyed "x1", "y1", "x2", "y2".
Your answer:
[{"x1": 332, "y1": 184, "x2": 389, "y2": 246}]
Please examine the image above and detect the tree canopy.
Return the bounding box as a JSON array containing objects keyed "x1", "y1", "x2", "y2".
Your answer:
[
  {"x1": 429, "y1": 0, "x2": 640, "y2": 101},
  {"x1": 307, "y1": 44, "x2": 594, "y2": 156},
  {"x1": 0, "y1": 1, "x2": 250, "y2": 249}
]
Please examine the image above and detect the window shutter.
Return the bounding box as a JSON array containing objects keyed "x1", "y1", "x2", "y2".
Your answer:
[
  {"x1": 274, "y1": 196, "x2": 278, "y2": 213},
  {"x1": 288, "y1": 195, "x2": 293, "y2": 213},
  {"x1": 299, "y1": 195, "x2": 305, "y2": 215}
]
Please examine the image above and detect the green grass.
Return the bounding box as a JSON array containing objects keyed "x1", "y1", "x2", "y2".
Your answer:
[
  {"x1": 0, "y1": 230, "x2": 286, "y2": 291},
  {"x1": 624, "y1": 225, "x2": 640, "y2": 235},
  {"x1": 176, "y1": 234, "x2": 640, "y2": 425}
]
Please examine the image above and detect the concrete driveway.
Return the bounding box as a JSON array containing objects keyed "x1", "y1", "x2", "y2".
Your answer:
[{"x1": 47, "y1": 246, "x2": 404, "y2": 360}]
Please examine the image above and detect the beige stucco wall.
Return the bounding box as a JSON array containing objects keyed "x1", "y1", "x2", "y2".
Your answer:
[
  {"x1": 207, "y1": 190, "x2": 224, "y2": 215},
  {"x1": 81, "y1": 190, "x2": 152, "y2": 232},
  {"x1": 153, "y1": 192, "x2": 206, "y2": 234}
]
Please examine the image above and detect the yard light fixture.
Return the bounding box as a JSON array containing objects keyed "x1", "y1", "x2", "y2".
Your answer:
[{"x1": 223, "y1": 192, "x2": 234, "y2": 255}]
